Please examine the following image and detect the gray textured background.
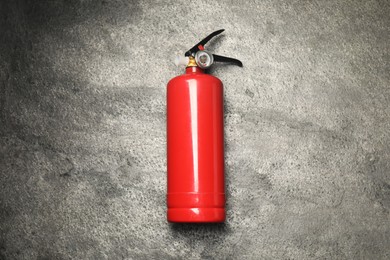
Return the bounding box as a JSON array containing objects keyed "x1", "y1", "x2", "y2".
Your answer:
[{"x1": 1, "y1": 0, "x2": 389, "y2": 259}]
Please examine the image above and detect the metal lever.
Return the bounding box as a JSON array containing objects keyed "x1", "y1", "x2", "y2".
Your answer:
[
  {"x1": 185, "y1": 29, "x2": 225, "y2": 57},
  {"x1": 213, "y1": 54, "x2": 243, "y2": 67}
]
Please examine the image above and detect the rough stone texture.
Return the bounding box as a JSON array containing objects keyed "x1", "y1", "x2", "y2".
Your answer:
[{"x1": 1, "y1": 0, "x2": 389, "y2": 259}]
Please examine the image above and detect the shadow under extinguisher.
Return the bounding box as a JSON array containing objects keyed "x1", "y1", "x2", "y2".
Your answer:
[{"x1": 170, "y1": 222, "x2": 228, "y2": 230}]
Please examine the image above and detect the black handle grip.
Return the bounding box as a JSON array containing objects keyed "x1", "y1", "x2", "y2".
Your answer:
[{"x1": 213, "y1": 54, "x2": 243, "y2": 67}]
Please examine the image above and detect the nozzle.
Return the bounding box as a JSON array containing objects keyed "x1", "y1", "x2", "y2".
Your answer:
[{"x1": 174, "y1": 56, "x2": 189, "y2": 67}]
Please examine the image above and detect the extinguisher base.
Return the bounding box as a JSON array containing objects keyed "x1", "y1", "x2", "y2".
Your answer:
[{"x1": 167, "y1": 208, "x2": 225, "y2": 223}]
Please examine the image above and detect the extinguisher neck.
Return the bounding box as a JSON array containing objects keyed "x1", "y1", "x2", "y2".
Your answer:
[{"x1": 185, "y1": 66, "x2": 204, "y2": 74}]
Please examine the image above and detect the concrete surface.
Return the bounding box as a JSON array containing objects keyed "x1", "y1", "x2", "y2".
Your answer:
[{"x1": 1, "y1": 0, "x2": 389, "y2": 259}]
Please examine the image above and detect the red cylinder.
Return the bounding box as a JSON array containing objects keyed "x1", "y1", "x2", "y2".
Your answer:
[{"x1": 167, "y1": 66, "x2": 225, "y2": 223}]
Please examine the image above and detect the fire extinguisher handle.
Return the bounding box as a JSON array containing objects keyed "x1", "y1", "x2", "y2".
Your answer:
[
  {"x1": 185, "y1": 29, "x2": 225, "y2": 57},
  {"x1": 213, "y1": 54, "x2": 243, "y2": 67}
]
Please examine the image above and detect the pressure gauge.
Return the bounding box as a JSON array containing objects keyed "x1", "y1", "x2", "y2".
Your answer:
[{"x1": 195, "y1": 50, "x2": 214, "y2": 69}]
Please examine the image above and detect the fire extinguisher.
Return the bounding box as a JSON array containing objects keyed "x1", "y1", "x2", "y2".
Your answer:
[{"x1": 167, "y1": 29, "x2": 243, "y2": 223}]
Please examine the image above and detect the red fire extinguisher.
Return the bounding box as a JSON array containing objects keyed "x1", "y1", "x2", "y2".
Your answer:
[{"x1": 167, "y1": 29, "x2": 243, "y2": 223}]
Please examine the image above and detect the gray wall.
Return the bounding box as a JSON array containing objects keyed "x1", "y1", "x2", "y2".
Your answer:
[{"x1": 0, "y1": 0, "x2": 389, "y2": 259}]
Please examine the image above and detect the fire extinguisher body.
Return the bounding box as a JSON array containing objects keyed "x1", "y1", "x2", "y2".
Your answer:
[{"x1": 167, "y1": 66, "x2": 225, "y2": 223}]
